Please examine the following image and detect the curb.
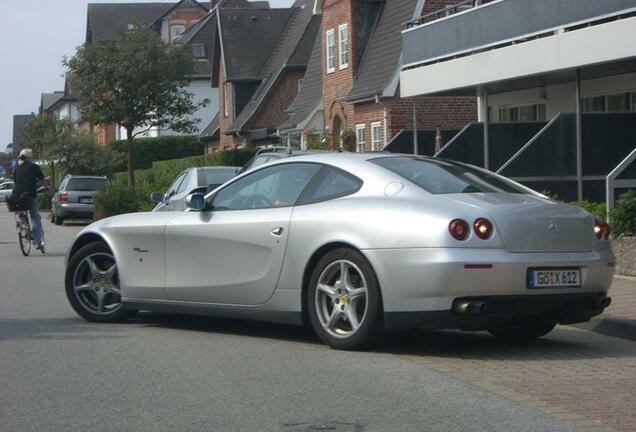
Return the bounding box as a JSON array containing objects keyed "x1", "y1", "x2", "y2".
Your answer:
[{"x1": 573, "y1": 316, "x2": 636, "y2": 342}]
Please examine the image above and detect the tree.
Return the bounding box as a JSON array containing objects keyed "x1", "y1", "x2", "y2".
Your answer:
[
  {"x1": 23, "y1": 115, "x2": 74, "y2": 187},
  {"x1": 56, "y1": 130, "x2": 113, "y2": 177},
  {"x1": 64, "y1": 26, "x2": 207, "y2": 187}
]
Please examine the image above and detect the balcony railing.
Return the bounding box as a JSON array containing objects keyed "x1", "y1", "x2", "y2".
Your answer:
[{"x1": 406, "y1": 0, "x2": 493, "y2": 29}]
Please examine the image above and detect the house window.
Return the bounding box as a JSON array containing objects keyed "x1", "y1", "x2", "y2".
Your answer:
[
  {"x1": 355, "y1": 124, "x2": 366, "y2": 152},
  {"x1": 499, "y1": 103, "x2": 546, "y2": 122},
  {"x1": 371, "y1": 122, "x2": 382, "y2": 151},
  {"x1": 170, "y1": 25, "x2": 186, "y2": 40},
  {"x1": 338, "y1": 24, "x2": 349, "y2": 70},
  {"x1": 582, "y1": 92, "x2": 636, "y2": 113},
  {"x1": 192, "y1": 44, "x2": 206, "y2": 58},
  {"x1": 224, "y1": 82, "x2": 231, "y2": 117},
  {"x1": 326, "y1": 29, "x2": 335, "y2": 73}
]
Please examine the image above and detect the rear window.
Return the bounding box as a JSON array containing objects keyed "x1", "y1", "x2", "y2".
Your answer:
[
  {"x1": 372, "y1": 156, "x2": 526, "y2": 194},
  {"x1": 198, "y1": 168, "x2": 236, "y2": 188},
  {"x1": 65, "y1": 178, "x2": 109, "y2": 192}
]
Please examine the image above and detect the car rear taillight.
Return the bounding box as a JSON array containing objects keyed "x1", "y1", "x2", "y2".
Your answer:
[
  {"x1": 473, "y1": 218, "x2": 493, "y2": 240},
  {"x1": 58, "y1": 192, "x2": 68, "y2": 203},
  {"x1": 449, "y1": 219, "x2": 469, "y2": 241},
  {"x1": 594, "y1": 220, "x2": 610, "y2": 240}
]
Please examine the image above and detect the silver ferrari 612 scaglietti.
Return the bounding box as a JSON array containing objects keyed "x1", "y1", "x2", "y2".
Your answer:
[{"x1": 65, "y1": 153, "x2": 614, "y2": 350}]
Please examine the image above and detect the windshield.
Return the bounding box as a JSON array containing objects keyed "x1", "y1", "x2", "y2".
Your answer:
[
  {"x1": 198, "y1": 168, "x2": 237, "y2": 188},
  {"x1": 372, "y1": 156, "x2": 527, "y2": 194},
  {"x1": 65, "y1": 178, "x2": 109, "y2": 192}
]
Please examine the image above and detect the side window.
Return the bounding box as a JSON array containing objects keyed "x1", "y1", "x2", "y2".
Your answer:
[
  {"x1": 213, "y1": 163, "x2": 321, "y2": 210},
  {"x1": 300, "y1": 166, "x2": 362, "y2": 205},
  {"x1": 166, "y1": 172, "x2": 186, "y2": 197},
  {"x1": 176, "y1": 172, "x2": 191, "y2": 195}
]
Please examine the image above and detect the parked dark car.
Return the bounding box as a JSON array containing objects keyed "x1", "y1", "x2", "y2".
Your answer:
[
  {"x1": 151, "y1": 166, "x2": 240, "y2": 212},
  {"x1": 51, "y1": 175, "x2": 109, "y2": 225}
]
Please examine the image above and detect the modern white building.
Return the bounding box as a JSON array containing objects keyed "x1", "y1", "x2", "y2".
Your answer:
[{"x1": 400, "y1": 0, "x2": 636, "y2": 207}]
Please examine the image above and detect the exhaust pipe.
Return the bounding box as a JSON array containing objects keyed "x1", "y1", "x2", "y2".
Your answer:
[{"x1": 454, "y1": 300, "x2": 487, "y2": 315}]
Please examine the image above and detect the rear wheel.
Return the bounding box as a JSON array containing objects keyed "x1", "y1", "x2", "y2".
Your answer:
[
  {"x1": 54, "y1": 213, "x2": 64, "y2": 225},
  {"x1": 65, "y1": 241, "x2": 135, "y2": 322},
  {"x1": 488, "y1": 321, "x2": 556, "y2": 340},
  {"x1": 307, "y1": 248, "x2": 384, "y2": 350}
]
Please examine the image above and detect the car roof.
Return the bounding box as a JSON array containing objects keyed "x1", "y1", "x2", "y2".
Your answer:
[{"x1": 64, "y1": 175, "x2": 108, "y2": 179}]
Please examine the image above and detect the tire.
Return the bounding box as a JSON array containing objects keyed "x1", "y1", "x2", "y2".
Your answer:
[
  {"x1": 18, "y1": 233, "x2": 31, "y2": 256},
  {"x1": 488, "y1": 321, "x2": 556, "y2": 340},
  {"x1": 307, "y1": 248, "x2": 384, "y2": 350},
  {"x1": 50, "y1": 211, "x2": 56, "y2": 224},
  {"x1": 65, "y1": 241, "x2": 135, "y2": 322},
  {"x1": 55, "y1": 213, "x2": 63, "y2": 226}
]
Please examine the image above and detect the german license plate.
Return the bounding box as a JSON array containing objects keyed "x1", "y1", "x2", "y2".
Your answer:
[
  {"x1": 527, "y1": 268, "x2": 581, "y2": 288},
  {"x1": 79, "y1": 198, "x2": 93, "y2": 204}
]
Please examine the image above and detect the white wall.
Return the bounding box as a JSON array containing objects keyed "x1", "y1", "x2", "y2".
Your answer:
[{"x1": 482, "y1": 72, "x2": 636, "y2": 121}]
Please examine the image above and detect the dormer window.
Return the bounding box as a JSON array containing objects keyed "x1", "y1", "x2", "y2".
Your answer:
[
  {"x1": 193, "y1": 44, "x2": 206, "y2": 58},
  {"x1": 170, "y1": 25, "x2": 186, "y2": 40}
]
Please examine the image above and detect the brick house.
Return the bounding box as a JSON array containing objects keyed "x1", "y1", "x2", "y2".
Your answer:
[
  {"x1": 281, "y1": 0, "x2": 478, "y2": 152},
  {"x1": 84, "y1": 0, "x2": 212, "y2": 145},
  {"x1": 206, "y1": 0, "x2": 320, "y2": 152}
]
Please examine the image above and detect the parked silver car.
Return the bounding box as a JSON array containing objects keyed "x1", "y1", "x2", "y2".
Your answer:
[
  {"x1": 0, "y1": 181, "x2": 14, "y2": 202},
  {"x1": 150, "y1": 166, "x2": 239, "y2": 212},
  {"x1": 64, "y1": 153, "x2": 614, "y2": 350},
  {"x1": 52, "y1": 175, "x2": 109, "y2": 225}
]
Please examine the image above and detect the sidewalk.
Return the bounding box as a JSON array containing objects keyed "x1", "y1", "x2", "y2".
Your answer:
[{"x1": 576, "y1": 275, "x2": 636, "y2": 341}]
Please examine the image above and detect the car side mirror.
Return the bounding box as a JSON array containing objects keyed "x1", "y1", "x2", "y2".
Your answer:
[
  {"x1": 150, "y1": 192, "x2": 164, "y2": 203},
  {"x1": 185, "y1": 193, "x2": 206, "y2": 211}
]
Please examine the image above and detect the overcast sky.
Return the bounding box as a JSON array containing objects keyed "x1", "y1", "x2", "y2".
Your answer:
[{"x1": 0, "y1": 0, "x2": 294, "y2": 152}]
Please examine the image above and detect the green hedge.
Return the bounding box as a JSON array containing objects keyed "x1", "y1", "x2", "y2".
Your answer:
[
  {"x1": 100, "y1": 148, "x2": 256, "y2": 218},
  {"x1": 107, "y1": 135, "x2": 204, "y2": 172}
]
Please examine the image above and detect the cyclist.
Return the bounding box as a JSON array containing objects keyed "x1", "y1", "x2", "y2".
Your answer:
[{"x1": 11, "y1": 149, "x2": 45, "y2": 251}]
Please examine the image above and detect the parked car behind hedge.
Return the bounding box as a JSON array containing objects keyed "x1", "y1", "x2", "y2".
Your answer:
[{"x1": 151, "y1": 166, "x2": 239, "y2": 212}]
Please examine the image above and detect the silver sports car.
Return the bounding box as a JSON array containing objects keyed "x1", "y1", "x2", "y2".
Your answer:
[{"x1": 65, "y1": 153, "x2": 614, "y2": 350}]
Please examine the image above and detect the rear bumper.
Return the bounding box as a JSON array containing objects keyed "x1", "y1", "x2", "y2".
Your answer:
[
  {"x1": 57, "y1": 203, "x2": 95, "y2": 218},
  {"x1": 384, "y1": 292, "x2": 610, "y2": 330},
  {"x1": 363, "y1": 247, "x2": 615, "y2": 313}
]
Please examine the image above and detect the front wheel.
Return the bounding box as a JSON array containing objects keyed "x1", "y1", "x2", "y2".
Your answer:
[
  {"x1": 65, "y1": 241, "x2": 135, "y2": 322},
  {"x1": 307, "y1": 248, "x2": 384, "y2": 350},
  {"x1": 488, "y1": 321, "x2": 556, "y2": 340},
  {"x1": 17, "y1": 215, "x2": 31, "y2": 256}
]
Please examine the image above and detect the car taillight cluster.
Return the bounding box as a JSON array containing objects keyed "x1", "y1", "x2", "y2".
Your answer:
[
  {"x1": 594, "y1": 220, "x2": 610, "y2": 240},
  {"x1": 58, "y1": 192, "x2": 68, "y2": 203},
  {"x1": 449, "y1": 218, "x2": 493, "y2": 241}
]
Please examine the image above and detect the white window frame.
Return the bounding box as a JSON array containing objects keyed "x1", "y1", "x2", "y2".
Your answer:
[
  {"x1": 170, "y1": 25, "x2": 186, "y2": 40},
  {"x1": 338, "y1": 24, "x2": 349, "y2": 70},
  {"x1": 192, "y1": 44, "x2": 206, "y2": 58},
  {"x1": 326, "y1": 29, "x2": 336, "y2": 73},
  {"x1": 371, "y1": 121, "x2": 382, "y2": 151},
  {"x1": 224, "y1": 82, "x2": 231, "y2": 118},
  {"x1": 355, "y1": 124, "x2": 366, "y2": 153},
  {"x1": 297, "y1": 78, "x2": 304, "y2": 93}
]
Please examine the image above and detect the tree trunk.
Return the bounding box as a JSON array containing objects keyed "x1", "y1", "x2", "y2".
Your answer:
[
  {"x1": 50, "y1": 162, "x2": 56, "y2": 189},
  {"x1": 126, "y1": 127, "x2": 135, "y2": 188}
]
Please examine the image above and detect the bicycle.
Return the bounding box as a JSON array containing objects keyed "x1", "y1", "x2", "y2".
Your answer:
[{"x1": 6, "y1": 194, "x2": 45, "y2": 256}]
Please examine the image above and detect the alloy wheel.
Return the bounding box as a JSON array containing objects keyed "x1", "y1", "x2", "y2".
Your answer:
[{"x1": 72, "y1": 252, "x2": 122, "y2": 314}]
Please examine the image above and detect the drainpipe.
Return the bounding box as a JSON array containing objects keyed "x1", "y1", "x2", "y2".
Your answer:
[
  {"x1": 575, "y1": 69, "x2": 584, "y2": 201},
  {"x1": 383, "y1": 107, "x2": 388, "y2": 149},
  {"x1": 412, "y1": 97, "x2": 418, "y2": 155}
]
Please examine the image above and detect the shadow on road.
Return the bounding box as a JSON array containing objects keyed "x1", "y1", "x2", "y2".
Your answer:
[
  {"x1": 0, "y1": 317, "x2": 126, "y2": 341},
  {"x1": 132, "y1": 312, "x2": 322, "y2": 346},
  {"x1": 383, "y1": 327, "x2": 636, "y2": 360}
]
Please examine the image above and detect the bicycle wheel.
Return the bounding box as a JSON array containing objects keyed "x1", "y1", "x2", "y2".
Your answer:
[{"x1": 18, "y1": 215, "x2": 31, "y2": 256}]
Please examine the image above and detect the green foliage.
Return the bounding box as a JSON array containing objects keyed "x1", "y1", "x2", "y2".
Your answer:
[
  {"x1": 37, "y1": 190, "x2": 54, "y2": 210},
  {"x1": 306, "y1": 132, "x2": 327, "y2": 150},
  {"x1": 539, "y1": 189, "x2": 559, "y2": 200},
  {"x1": 23, "y1": 115, "x2": 74, "y2": 187},
  {"x1": 106, "y1": 135, "x2": 204, "y2": 172},
  {"x1": 341, "y1": 129, "x2": 355, "y2": 152},
  {"x1": 65, "y1": 25, "x2": 208, "y2": 186},
  {"x1": 610, "y1": 189, "x2": 636, "y2": 236},
  {"x1": 569, "y1": 200, "x2": 607, "y2": 220},
  {"x1": 94, "y1": 183, "x2": 146, "y2": 220},
  {"x1": 57, "y1": 130, "x2": 113, "y2": 177},
  {"x1": 97, "y1": 149, "x2": 256, "y2": 219}
]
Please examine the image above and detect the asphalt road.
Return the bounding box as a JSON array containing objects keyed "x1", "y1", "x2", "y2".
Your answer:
[{"x1": 0, "y1": 207, "x2": 623, "y2": 432}]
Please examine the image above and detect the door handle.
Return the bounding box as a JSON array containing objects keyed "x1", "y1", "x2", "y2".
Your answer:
[{"x1": 270, "y1": 227, "x2": 284, "y2": 237}]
